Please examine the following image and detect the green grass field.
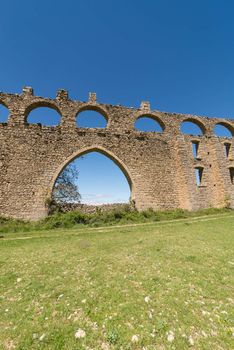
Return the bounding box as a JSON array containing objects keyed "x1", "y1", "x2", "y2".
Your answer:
[{"x1": 0, "y1": 214, "x2": 234, "y2": 349}]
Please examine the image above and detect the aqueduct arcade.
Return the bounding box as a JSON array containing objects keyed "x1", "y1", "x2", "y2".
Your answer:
[{"x1": 0, "y1": 87, "x2": 234, "y2": 220}]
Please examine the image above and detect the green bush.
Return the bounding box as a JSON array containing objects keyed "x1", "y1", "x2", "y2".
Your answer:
[{"x1": 0, "y1": 207, "x2": 231, "y2": 234}]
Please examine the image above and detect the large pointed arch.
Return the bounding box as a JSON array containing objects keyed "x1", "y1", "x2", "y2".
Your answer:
[{"x1": 49, "y1": 145, "x2": 135, "y2": 200}]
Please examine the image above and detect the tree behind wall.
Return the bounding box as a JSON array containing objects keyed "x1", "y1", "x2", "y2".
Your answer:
[{"x1": 52, "y1": 162, "x2": 81, "y2": 203}]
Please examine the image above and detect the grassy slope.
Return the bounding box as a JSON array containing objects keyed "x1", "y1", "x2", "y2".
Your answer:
[{"x1": 0, "y1": 215, "x2": 234, "y2": 349}]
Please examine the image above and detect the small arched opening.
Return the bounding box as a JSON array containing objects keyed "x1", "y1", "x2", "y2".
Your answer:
[
  {"x1": 134, "y1": 115, "x2": 164, "y2": 132},
  {"x1": 76, "y1": 109, "x2": 107, "y2": 128},
  {"x1": 229, "y1": 167, "x2": 234, "y2": 184},
  {"x1": 214, "y1": 123, "x2": 233, "y2": 138},
  {"x1": 180, "y1": 119, "x2": 205, "y2": 136},
  {"x1": 191, "y1": 140, "x2": 200, "y2": 159},
  {"x1": 0, "y1": 103, "x2": 9, "y2": 123},
  {"x1": 224, "y1": 142, "x2": 231, "y2": 158},
  {"x1": 26, "y1": 104, "x2": 61, "y2": 126},
  {"x1": 51, "y1": 148, "x2": 132, "y2": 209},
  {"x1": 194, "y1": 166, "x2": 204, "y2": 186}
]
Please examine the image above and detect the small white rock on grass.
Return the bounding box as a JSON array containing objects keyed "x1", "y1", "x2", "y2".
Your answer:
[
  {"x1": 101, "y1": 343, "x2": 110, "y2": 350},
  {"x1": 39, "y1": 333, "x2": 46, "y2": 341},
  {"x1": 167, "y1": 331, "x2": 175, "y2": 342},
  {"x1": 131, "y1": 334, "x2": 139, "y2": 343},
  {"x1": 188, "y1": 335, "x2": 194, "y2": 346},
  {"x1": 75, "y1": 329, "x2": 86, "y2": 339},
  {"x1": 144, "y1": 296, "x2": 150, "y2": 303}
]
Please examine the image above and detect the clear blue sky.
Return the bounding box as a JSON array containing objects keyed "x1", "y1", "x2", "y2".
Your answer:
[{"x1": 1, "y1": 0, "x2": 234, "y2": 203}]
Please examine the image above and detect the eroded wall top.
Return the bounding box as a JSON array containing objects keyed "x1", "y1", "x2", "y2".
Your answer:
[{"x1": 0, "y1": 87, "x2": 233, "y2": 138}]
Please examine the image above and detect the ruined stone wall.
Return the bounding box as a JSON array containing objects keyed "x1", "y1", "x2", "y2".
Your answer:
[{"x1": 0, "y1": 87, "x2": 233, "y2": 220}]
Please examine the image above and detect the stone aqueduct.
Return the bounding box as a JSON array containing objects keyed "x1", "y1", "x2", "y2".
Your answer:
[{"x1": 0, "y1": 87, "x2": 234, "y2": 220}]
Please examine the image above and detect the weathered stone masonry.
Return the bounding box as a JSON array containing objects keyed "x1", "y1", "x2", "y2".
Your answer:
[{"x1": 0, "y1": 87, "x2": 234, "y2": 220}]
